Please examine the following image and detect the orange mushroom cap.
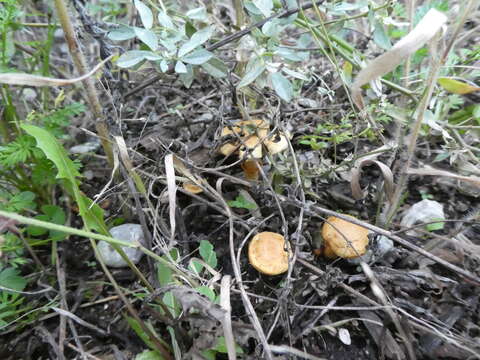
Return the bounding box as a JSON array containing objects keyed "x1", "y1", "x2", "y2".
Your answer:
[
  {"x1": 321, "y1": 216, "x2": 369, "y2": 258},
  {"x1": 248, "y1": 232, "x2": 291, "y2": 275}
]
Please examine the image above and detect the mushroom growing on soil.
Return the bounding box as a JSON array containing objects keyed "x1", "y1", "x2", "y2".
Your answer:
[
  {"x1": 248, "y1": 232, "x2": 291, "y2": 275},
  {"x1": 321, "y1": 216, "x2": 369, "y2": 258},
  {"x1": 219, "y1": 119, "x2": 289, "y2": 180}
]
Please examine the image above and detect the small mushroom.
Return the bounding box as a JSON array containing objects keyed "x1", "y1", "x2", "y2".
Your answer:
[
  {"x1": 248, "y1": 232, "x2": 291, "y2": 275},
  {"x1": 218, "y1": 119, "x2": 289, "y2": 181},
  {"x1": 321, "y1": 216, "x2": 369, "y2": 258},
  {"x1": 182, "y1": 182, "x2": 203, "y2": 194}
]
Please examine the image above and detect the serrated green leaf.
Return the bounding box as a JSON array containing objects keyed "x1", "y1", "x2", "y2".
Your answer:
[
  {"x1": 21, "y1": 125, "x2": 108, "y2": 234},
  {"x1": 4, "y1": 191, "x2": 36, "y2": 212},
  {"x1": 199, "y1": 240, "x2": 217, "y2": 268},
  {"x1": 227, "y1": 195, "x2": 257, "y2": 210},
  {"x1": 181, "y1": 48, "x2": 213, "y2": 65},
  {"x1": 178, "y1": 26, "x2": 213, "y2": 57},
  {"x1": 134, "y1": 27, "x2": 158, "y2": 51},
  {"x1": 0, "y1": 268, "x2": 27, "y2": 293},
  {"x1": 107, "y1": 26, "x2": 136, "y2": 41},
  {"x1": 134, "y1": 0, "x2": 153, "y2": 29},
  {"x1": 270, "y1": 72, "x2": 293, "y2": 102}
]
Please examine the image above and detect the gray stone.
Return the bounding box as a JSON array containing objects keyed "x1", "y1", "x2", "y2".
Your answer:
[
  {"x1": 400, "y1": 199, "x2": 445, "y2": 236},
  {"x1": 97, "y1": 224, "x2": 145, "y2": 268}
]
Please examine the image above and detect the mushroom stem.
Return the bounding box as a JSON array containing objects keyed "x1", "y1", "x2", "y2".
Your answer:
[{"x1": 241, "y1": 159, "x2": 261, "y2": 181}]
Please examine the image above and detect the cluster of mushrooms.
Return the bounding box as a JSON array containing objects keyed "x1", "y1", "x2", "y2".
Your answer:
[
  {"x1": 248, "y1": 216, "x2": 369, "y2": 276},
  {"x1": 178, "y1": 118, "x2": 370, "y2": 276},
  {"x1": 219, "y1": 119, "x2": 289, "y2": 180}
]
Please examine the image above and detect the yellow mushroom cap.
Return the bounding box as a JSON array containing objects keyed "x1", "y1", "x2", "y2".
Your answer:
[
  {"x1": 321, "y1": 216, "x2": 369, "y2": 258},
  {"x1": 219, "y1": 119, "x2": 269, "y2": 157},
  {"x1": 248, "y1": 232, "x2": 291, "y2": 275},
  {"x1": 182, "y1": 182, "x2": 203, "y2": 194},
  {"x1": 238, "y1": 135, "x2": 263, "y2": 159},
  {"x1": 265, "y1": 132, "x2": 289, "y2": 154}
]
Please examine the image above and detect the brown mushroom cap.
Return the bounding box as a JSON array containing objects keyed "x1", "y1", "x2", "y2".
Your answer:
[
  {"x1": 248, "y1": 232, "x2": 291, "y2": 275},
  {"x1": 321, "y1": 216, "x2": 369, "y2": 258},
  {"x1": 182, "y1": 182, "x2": 203, "y2": 194}
]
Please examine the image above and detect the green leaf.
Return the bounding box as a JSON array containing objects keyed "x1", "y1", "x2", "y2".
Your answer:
[
  {"x1": 188, "y1": 258, "x2": 203, "y2": 275},
  {"x1": 181, "y1": 48, "x2": 213, "y2": 65},
  {"x1": 373, "y1": 20, "x2": 392, "y2": 50},
  {"x1": 237, "y1": 60, "x2": 265, "y2": 88},
  {"x1": 134, "y1": 27, "x2": 158, "y2": 51},
  {"x1": 186, "y1": 7, "x2": 208, "y2": 21},
  {"x1": 275, "y1": 47, "x2": 309, "y2": 62},
  {"x1": 3, "y1": 191, "x2": 36, "y2": 212},
  {"x1": 108, "y1": 26, "x2": 136, "y2": 41},
  {"x1": 157, "y1": 251, "x2": 175, "y2": 287},
  {"x1": 21, "y1": 125, "x2": 108, "y2": 235},
  {"x1": 175, "y1": 61, "x2": 187, "y2": 74},
  {"x1": 270, "y1": 72, "x2": 293, "y2": 102},
  {"x1": 135, "y1": 350, "x2": 164, "y2": 360},
  {"x1": 201, "y1": 57, "x2": 228, "y2": 78},
  {"x1": 426, "y1": 218, "x2": 445, "y2": 231},
  {"x1": 163, "y1": 291, "x2": 180, "y2": 317},
  {"x1": 253, "y1": 0, "x2": 273, "y2": 16},
  {"x1": 437, "y1": 77, "x2": 480, "y2": 95},
  {"x1": 158, "y1": 11, "x2": 174, "y2": 29},
  {"x1": 227, "y1": 195, "x2": 257, "y2": 210},
  {"x1": 196, "y1": 285, "x2": 216, "y2": 301},
  {"x1": 199, "y1": 240, "x2": 217, "y2": 268},
  {"x1": 134, "y1": 0, "x2": 153, "y2": 29},
  {"x1": 178, "y1": 26, "x2": 214, "y2": 57},
  {"x1": 0, "y1": 268, "x2": 27, "y2": 293},
  {"x1": 117, "y1": 51, "x2": 147, "y2": 68},
  {"x1": 473, "y1": 105, "x2": 480, "y2": 123}
]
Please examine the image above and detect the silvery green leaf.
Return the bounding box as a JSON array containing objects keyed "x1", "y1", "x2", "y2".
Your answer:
[
  {"x1": 179, "y1": 65, "x2": 194, "y2": 88},
  {"x1": 117, "y1": 51, "x2": 147, "y2": 68},
  {"x1": 160, "y1": 38, "x2": 178, "y2": 52},
  {"x1": 181, "y1": 48, "x2": 213, "y2": 65},
  {"x1": 373, "y1": 19, "x2": 392, "y2": 50},
  {"x1": 160, "y1": 60, "x2": 169, "y2": 72},
  {"x1": 158, "y1": 10, "x2": 174, "y2": 29},
  {"x1": 108, "y1": 26, "x2": 136, "y2": 41},
  {"x1": 244, "y1": 2, "x2": 262, "y2": 15},
  {"x1": 201, "y1": 57, "x2": 228, "y2": 78},
  {"x1": 283, "y1": 67, "x2": 309, "y2": 81},
  {"x1": 237, "y1": 61, "x2": 265, "y2": 88},
  {"x1": 275, "y1": 47, "x2": 309, "y2": 62},
  {"x1": 178, "y1": 26, "x2": 214, "y2": 57},
  {"x1": 186, "y1": 7, "x2": 208, "y2": 21},
  {"x1": 134, "y1": 27, "x2": 158, "y2": 51},
  {"x1": 253, "y1": 0, "x2": 273, "y2": 17},
  {"x1": 262, "y1": 19, "x2": 283, "y2": 37},
  {"x1": 134, "y1": 0, "x2": 153, "y2": 29},
  {"x1": 270, "y1": 72, "x2": 293, "y2": 102},
  {"x1": 143, "y1": 51, "x2": 163, "y2": 61},
  {"x1": 175, "y1": 61, "x2": 187, "y2": 73}
]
